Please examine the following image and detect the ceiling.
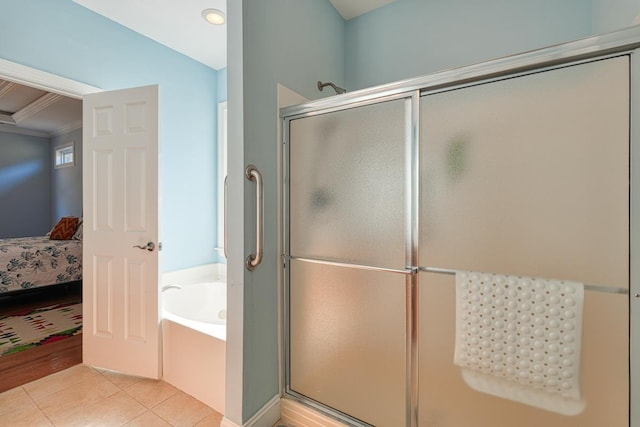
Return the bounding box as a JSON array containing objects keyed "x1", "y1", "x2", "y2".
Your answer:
[
  {"x1": 329, "y1": 0, "x2": 399, "y2": 21},
  {"x1": 72, "y1": 0, "x2": 399, "y2": 71},
  {"x1": 73, "y1": 0, "x2": 227, "y2": 71},
  {"x1": 0, "y1": 1, "x2": 398, "y2": 137},
  {"x1": 0, "y1": 79, "x2": 82, "y2": 138}
]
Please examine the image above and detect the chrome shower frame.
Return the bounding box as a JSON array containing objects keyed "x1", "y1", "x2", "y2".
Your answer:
[{"x1": 281, "y1": 25, "x2": 640, "y2": 427}]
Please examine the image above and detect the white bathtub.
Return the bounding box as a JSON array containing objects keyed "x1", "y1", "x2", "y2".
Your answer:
[
  {"x1": 163, "y1": 281, "x2": 227, "y2": 340},
  {"x1": 161, "y1": 264, "x2": 226, "y2": 414}
]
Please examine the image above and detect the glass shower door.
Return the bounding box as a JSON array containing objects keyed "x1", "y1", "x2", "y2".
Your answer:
[
  {"x1": 418, "y1": 56, "x2": 630, "y2": 426},
  {"x1": 286, "y1": 98, "x2": 410, "y2": 426}
]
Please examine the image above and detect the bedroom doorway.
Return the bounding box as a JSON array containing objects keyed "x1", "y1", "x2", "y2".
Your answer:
[
  {"x1": 0, "y1": 58, "x2": 97, "y2": 389},
  {"x1": 0, "y1": 58, "x2": 164, "y2": 384}
]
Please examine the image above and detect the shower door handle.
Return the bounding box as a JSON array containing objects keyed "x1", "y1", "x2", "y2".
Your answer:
[{"x1": 245, "y1": 165, "x2": 263, "y2": 270}]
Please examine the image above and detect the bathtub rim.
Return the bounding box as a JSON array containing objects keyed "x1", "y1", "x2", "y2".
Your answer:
[
  {"x1": 161, "y1": 264, "x2": 227, "y2": 341},
  {"x1": 163, "y1": 312, "x2": 227, "y2": 341},
  {"x1": 163, "y1": 280, "x2": 227, "y2": 326}
]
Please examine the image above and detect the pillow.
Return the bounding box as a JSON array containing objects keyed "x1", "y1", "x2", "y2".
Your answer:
[
  {"x1": 73, "y1": 221, "x2": 83, "y2": 240},
  {"x1": 49, "y1": 217, "x2": 80, "y2": 240}
]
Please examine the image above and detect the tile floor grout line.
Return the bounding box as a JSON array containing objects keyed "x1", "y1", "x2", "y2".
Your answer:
[
  {"x1": 30, "y1": 366, "x2": 122, "y2": 421},
  {"x1": 96, "y1": 367, "x2": 143, "y2": 392},
  {"x1": 21, "y1": 384, "x2": 56, "y2": 426},
  {"x1": 4, "y1": 365, "x2": 224, "y2": 427},
  {"x1": 190, "y1": 410, "x2": 210, "y2": 427},
  {"x1": 149, "y1": 390, "x2": 215, "y2": 427},
  {"x1": 127, "y1": 383, "x2": 179, "y2": 410},
  {"x1": 151, "y1": 409, "x2": 175, "y2": 427}
]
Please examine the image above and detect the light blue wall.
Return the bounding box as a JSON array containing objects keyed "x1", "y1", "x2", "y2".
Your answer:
[
  {"x1": 0, "y1": 1, "x2": 219, "y2": 272},
  {"x1": 592, "y1": 0, "x2": 640, "y2": 34},
  {"x1": 344, "y1": 0, "x2": 593, "y2": 90},
  {"x1": 0, "y1": 131, "x2": 51, "y2": 238},
  {"x1": 51, "y1": 128, "x2": 83, "y2": 223},
  {"x1": 232, "y1": 0, "x2": 345, "y2": 421}
]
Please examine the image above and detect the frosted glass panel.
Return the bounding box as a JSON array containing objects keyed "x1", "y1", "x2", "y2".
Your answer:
[
  {"x1": 419, "y1": 56, "x2": 629, "y2": 288},
  {"x1": 418, "y1": 57, "x2": 629, "y2": 425},
  {"x1": 419, "y1": 272, "x2": 628, "y2": 427},
  {"x1": 289, "y1": 99, "x2": 406, "y2": 268},
  {"x1": 289, "y1": 260, "x2": 406, "y2": 426}
]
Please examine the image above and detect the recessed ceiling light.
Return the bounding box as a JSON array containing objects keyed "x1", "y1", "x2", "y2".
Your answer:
[{"x1": 202, "y1": 8, "x2": 225, "y2": 25}]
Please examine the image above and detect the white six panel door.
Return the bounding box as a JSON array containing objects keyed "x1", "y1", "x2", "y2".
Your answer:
[{"x1": 82, "y1": 85, "x2": 161, "y2": 379}]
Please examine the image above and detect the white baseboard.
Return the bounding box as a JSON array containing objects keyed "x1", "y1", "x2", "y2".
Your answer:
[
  {"x1": 219, "y1": 395, "x2": 350, "y2": 427},
  {"x1": 280, "y1": 398, "x2": 348, "y2": 427},
  {"x1": 221, "y1": 394, "x2": 281, "y2": 427},
  {"x1": 221, "y1": 418, "x2": 241, "y2": 427}
]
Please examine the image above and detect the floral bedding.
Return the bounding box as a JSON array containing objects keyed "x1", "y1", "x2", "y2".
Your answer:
[{"x1": 0, "y1": 236, "x2": 82, "y2": 293}]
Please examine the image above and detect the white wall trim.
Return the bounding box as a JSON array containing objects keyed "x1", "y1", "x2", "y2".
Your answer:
[
  {"x1": 0, "y1": 59, "x2": 94, "y2": 139},
  {"x1": 0, "y1": 119, "x2": 82, "y2": 139},
  {"x1": 220, "y1": 418, "x2": 241, "y2": 427},
  {"x1": 51, "y1": 119, "x2": 83, "y2": 138},
  {"x1": 0, "y1": 58, "x2": 100, "y2": 98},
  {"x1": 221, "y1": 394, "x2": 281, "y2": 427},
  {"x1": 0, "y1": 80, "x2": 17, "y2": 98},
  {"x1": 0, "y1": 123, "x2": 49, "y2": 138},
  {"x1": 216, "y1": 100, "x2": 228, "y2": 256},
  {"x1": 280, "y1": 398, "x2": 348, "y2": 427},
  {"x1": 12, "y1": 92, "x2": 63, "y2": 123}
]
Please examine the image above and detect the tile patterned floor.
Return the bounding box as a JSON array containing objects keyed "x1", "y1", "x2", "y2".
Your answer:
[{"x1": 0, "y1": 364, "x2": 223, "y2": 427}]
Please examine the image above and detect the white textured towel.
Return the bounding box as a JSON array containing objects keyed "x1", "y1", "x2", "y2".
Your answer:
[{"x1": 454, "y1": 271, "x2": 585, "y2": 415}]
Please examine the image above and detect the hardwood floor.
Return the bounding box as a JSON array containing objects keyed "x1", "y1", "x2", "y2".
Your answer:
[
  {"x1": 0, "y1": 282, "x2": 82, "y2": 393},
  {"x1": 0, "y1": 335, "x2": 82, "y2": 393}
]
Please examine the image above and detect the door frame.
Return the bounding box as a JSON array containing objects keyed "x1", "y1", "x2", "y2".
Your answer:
[
  {"x1": 0, "y1": 57, "x2": 100, "y2": 355},
  {"x1": 0, "y1": 59, "x2": 100, "y2": 99}
]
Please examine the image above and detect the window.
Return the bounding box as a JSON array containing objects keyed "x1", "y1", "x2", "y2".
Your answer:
[
  {"x1": 217, "y1": 101, "x2": 228, "y2": 259},
  {"x1": 55, "y1": 142, "x2": 75, "y2": 168}
]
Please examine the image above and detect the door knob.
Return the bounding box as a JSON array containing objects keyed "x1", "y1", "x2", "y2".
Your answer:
[{"x1": 133, "y1": 242, "x2": 155, "y2": 252}]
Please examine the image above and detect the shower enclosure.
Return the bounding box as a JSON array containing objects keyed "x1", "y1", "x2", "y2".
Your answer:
[{"x1": 281, "y1": 28, "x2": 639, "y2": 427}]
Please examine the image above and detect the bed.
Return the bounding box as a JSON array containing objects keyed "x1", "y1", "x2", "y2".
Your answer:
[{"x1": 0, "y1": 236, "x2": 82, "y2": 294}]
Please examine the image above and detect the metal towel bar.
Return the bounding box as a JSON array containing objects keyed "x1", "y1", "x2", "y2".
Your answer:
[
  {"x1": 420, "y1": 266, "x2": 629, "y2": 295},
  {"x1": 285, "y1": 256, "x2": 629, "y2": 295}
]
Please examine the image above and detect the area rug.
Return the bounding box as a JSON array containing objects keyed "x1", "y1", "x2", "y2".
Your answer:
[{"x1": 0, "y1": 303, "x2": 82, "y2": 356}]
